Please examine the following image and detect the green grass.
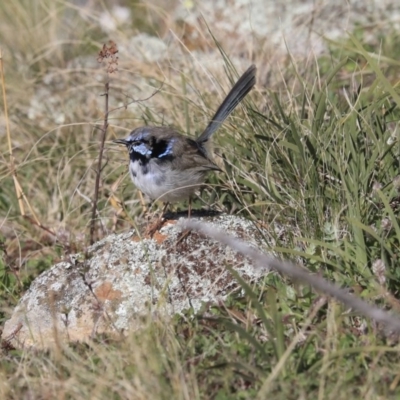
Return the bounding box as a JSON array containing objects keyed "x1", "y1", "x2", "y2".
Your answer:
[{"x1": 2, "y1": 0, "x2": 400, "y2": 398}]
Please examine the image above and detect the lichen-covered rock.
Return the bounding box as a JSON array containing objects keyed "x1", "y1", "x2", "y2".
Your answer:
[{"x1": 2, "y1": 215, "x2": 271, "y2": 349}]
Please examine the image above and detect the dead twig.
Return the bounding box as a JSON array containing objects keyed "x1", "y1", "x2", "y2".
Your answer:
[
  {"x1": 181, "y1": 220, "x2": 400, "y2": 335},
  {"x1": 0, "y1": 48, "x2": 55, "y2": 236},
  {"x1": 90, "y1": 40, "x2": 119, "y2": 245}
]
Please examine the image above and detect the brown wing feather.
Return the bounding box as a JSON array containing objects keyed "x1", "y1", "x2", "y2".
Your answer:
[{"x1": 148, "y1": 127, "x2": 222, "y2": 172}]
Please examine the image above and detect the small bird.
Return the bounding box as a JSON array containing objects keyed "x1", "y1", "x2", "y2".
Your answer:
[{"x1": 114, "y1": 64, "x2": 256, "y2": 211}]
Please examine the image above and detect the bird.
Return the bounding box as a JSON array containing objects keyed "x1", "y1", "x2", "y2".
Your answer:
[{"x1": 114, "y1": 64, "x2": 256, "y2": 217}]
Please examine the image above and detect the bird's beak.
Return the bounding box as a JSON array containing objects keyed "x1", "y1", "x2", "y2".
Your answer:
[{"x1": 112, "y1": 138, "x2": 129, "y2": 146}]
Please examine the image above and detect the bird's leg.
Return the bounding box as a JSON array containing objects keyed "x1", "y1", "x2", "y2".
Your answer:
[
  {"x1": 161, "y1": 202, "x2": 169, "y2": 220},
  {"x1": 188, "y1": 197, "x2": 192, "y2": 219},
  {"x1": 143, "y1": 201, "x2": 153, "y2": 223},
  {"x1": 144, "y1": 202, "x2": 169, "y2": 237}
]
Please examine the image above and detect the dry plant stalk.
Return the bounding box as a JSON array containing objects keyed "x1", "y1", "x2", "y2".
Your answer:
[
  {"x1": 0, "y1": 48, "x2": 55, "y2": 237},
  {"x1": 182, "y1": 220, "x2": 400, "y2": 335},
  {"x1": 90, "y1": 40, "x2": 119, "y2": 245}
]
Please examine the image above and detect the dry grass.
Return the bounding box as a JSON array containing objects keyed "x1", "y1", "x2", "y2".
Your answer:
[{"x1": 2, "y1": 0, "x2": 400, "y2": 398}]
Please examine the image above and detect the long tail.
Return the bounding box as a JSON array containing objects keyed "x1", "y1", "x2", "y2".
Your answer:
[{"x1": 196, "y1": 64, "x2": 256, "y2": 144}]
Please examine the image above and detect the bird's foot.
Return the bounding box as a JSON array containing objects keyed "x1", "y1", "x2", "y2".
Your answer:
[{"x1": 144, "y1": 215, "x2": 166, "y2": 237}]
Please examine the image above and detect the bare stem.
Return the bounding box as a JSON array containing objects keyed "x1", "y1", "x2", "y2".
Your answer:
[
  {"x1": 90, "y1": 80, "x2": 109, "y2": 245},
  {"x1": 1, "y1": 48, "x2": 55, "y2": 236},
  {"x1": 182, "y1": 220, "x2": 400, "y2": 335}
]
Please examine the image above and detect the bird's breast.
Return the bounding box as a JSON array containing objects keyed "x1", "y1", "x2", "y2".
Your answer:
[{"x1": 128, "y1": 159, "x2": 207, "y2": 202}]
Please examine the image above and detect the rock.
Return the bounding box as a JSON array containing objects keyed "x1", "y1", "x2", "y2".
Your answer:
[
  {"x1": 173, "y1": 0, "x2": 400, "y2": 57},
  {"x1": 1, "y1": 215, "x2": 270, "y2": 349}
]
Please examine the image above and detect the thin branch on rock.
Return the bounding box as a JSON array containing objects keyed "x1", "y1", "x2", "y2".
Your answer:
[
  {"x1": 182, "y1": 220, "x2": 400, "y2": 335},
  {"x1": 90, "y1": 41, "x2": 119, "y2": 245}
]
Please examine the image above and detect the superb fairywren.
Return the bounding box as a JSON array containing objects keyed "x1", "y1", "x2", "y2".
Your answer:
[{"x1": 114, "y1": 65, "x2": 256, "y2": 205}]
